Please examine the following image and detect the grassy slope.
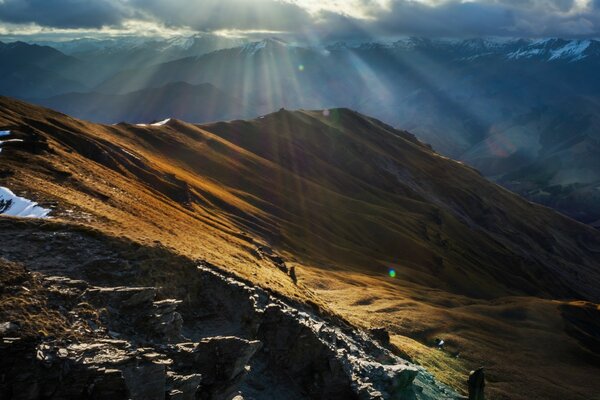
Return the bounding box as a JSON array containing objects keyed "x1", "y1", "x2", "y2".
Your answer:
[{"x1": 1, "y1": 97, "x2": 600, "y2": 399}]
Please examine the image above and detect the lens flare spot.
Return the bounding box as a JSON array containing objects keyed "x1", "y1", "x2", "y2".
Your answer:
[
  {"x1": 298, "y1": 64, "x2": 305, "y2": 71},
  {"x1": 388, "y1": 269, "x2": 396, "y2": 278}
]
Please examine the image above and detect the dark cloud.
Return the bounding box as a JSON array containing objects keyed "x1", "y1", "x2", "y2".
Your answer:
[
  {"x1": 313, "y1": 0, "x2": 600, "y2": 40},
  {"x1": 0, "y1": 0, "x2": 134, "y2": 29},
  {"x1": 0, "y1": 0, "x2": 599, "y2": 38}
]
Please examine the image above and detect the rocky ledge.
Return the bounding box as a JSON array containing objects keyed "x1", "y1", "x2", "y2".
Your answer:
[{"x1": 0, "y1": 220, "x2": 462, "y2": 399}]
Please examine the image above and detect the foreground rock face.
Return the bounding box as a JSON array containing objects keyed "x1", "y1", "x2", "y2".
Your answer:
[{"x1": 0, "y1": 221, "x2": 461, "y2": 399}]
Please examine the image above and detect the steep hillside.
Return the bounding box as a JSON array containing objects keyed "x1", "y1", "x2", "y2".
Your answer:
[
  {"x1": 36, "y1": 82, "x2": 256, "y2": 124},
  {"x1": 1, "y1": 98, "x2": 600, "y2": 399}
]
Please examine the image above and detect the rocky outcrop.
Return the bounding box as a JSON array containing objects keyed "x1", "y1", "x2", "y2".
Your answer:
[
  {"x1": 0, "y1": 222, "x2": 462, "y2": 400},
  {"x1": 369, "y1": 327, "x2": 391, "y2": 347},
  {"x1": 468, "y1": 368, "x2": 485, "y2": 400},
  {"x1": 0, "y1": 271, "x2": 262, "y2": 400}
]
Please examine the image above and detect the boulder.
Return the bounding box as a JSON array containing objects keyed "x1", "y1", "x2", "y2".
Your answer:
[
  {"x1": 166, "y1": 372, "x2": 202, "y2": 400},
  {"x1": 166, "y1": 337, "x2": 260, "y2": 399},
  {"x1": 368, "y1": 328, "x2": 390, "y2": 346}
]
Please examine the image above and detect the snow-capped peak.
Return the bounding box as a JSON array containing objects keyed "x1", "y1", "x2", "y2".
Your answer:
[
  {"x1": 507, "y1": 39, "x2": 593, "y2": 62},
  {"x1": 241, "y1": 38, "x2": 290, "y2": 55},
  {"x1": 548, "y1": 40, "x2": 591, "y2": 61}
]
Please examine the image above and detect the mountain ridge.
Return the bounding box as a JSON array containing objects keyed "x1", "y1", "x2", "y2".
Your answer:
[{"x1": 1, "y1": 97, "x2": 600, "y2": 399}]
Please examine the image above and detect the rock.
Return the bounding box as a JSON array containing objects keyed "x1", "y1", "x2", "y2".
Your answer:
[
  {"x1": 0, "y1": 231, "x2": 462, "y2": 400},
  {"x1": 256, "y1": 246, "x2": 272, "y2": 255},
  {"x1": 121, "y1": 361, "x2": 166, "y2": 400},
  {"x1": 258, "y1": 304, "x2": 356, "y2": 399},
  {"x1": 468, "y1": 367, "x2": 485, "y2": 400},
  {"x1": 369, "y1": 327, "x2": 390, "y2": 346},
  {"x1": 389, "y1": 364, "x2": 419, "y2": 391},
  {"x1": 83, "y1": 286, "x2": 156, "y2": 309},
  {"x1": 167, "y1": 372, "x2": 202, "y2": 400},
  {"x1": 165, "y1": 337, "x2": 260, "y2": 399},
  {"x1": 87, "y1": 368, "x2": 129, "y2": 399},
  {"x1": 169, "y1": 337, "x2": 261, "y2": 384},
  {"x1": 82, "y1": 286, "x2": 184, "y2": 343},
  {"x1": 168, "y1": 389, "x2": 185, "y2": 399},
  {"x1": 0, "y1": 322, "x2": 19, "y2": 336},
  {"x1": 154, "y1": 299, "x2": 183, "y2": 314},
  {"x1": 276, "y1": 263, "x2": 288, "y2": 274}
]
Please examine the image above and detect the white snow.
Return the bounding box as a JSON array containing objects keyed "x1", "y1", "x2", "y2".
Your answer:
[
  {"x1": 0, "y1": 133, "x2": 50, "y2": 218},
  {"x1": 121, "y1": 148, "x2": 141, "y2": 160},
  {"x1": 242, "y1": 40, "x2": 267, "y2": 55},
  {"x1": 507, "y1": 39, "x2": 591, "y2": 61},
  {"x1": 0, "y1": 187, "x2": 51, "y2": 218},
  {"x1": 549, "y1": 40, "x2": 591, "y2": 61},
  {"x1": 135, "y1": 118, "x2": 171, "y2": 127},
  {"x1": 507, "y1": 47, "x2": 543, "y2": 59},
  {"x1": 151, "y1": 118, "x2": 171, "y2": 126}
]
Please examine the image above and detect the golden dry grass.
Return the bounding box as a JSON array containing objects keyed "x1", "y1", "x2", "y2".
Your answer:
[
  {"x1": 2, "y1": 97, "x2": 600, "y2": 399},
  {"x1": 0, "y1": 259, "x2": 73, "y2": 339}
]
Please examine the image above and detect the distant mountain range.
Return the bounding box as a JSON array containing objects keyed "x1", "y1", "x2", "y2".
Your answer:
[
  {"x1": 3, "y1": 36, "x2": 600, "y2": 225},
  {"x1": 34, "y1": 34, "x2": 246, "y2": 85},
  {"x1": 0, "y1": 41, "x2": 87, "y2": 98},
  {"x1": 37, "y1": 82, "x2": 255, "y2": 124}
]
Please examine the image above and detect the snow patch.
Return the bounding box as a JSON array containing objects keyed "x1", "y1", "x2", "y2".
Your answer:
[
  {"x1": 507, "y1": 47, "x2": 544, "y2": 59},
  {"x1": 136, "y1": 118, "x2": 171, "y2": 127},
  {"x1": 0, "y1": 132, "x2": 50, "y2": 218},
  {"x1": 0, "y1": 187, "x2": 51, "y2": 218},
  {"x1": 242, "y1": 40, "x2": 267, "y2": 55},
  {"x1": 151, "y1": 118, "x2": 171, "y2": 126},
  {"x1": 121, "y1": 148, "x2": 141, "y2": 160},
  {"x1": 507, "y1": 39, "x2": 591, "y2": 61},
  {"x1": 549, "y1": 40, "x2": 591, "y2": 61}
]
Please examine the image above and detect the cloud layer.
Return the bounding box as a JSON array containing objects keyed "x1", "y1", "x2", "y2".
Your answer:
[{"x1": 0, "y1": 0, "x2": 599, "y2": 39}]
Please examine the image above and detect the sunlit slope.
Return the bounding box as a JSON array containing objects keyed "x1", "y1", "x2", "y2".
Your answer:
[
  {"x1": 0, "y1": 97, "x2": 315, "y2": 305},
  {"x1": 200, "y1": 109, "x2": 600, "y2": 300},
  {"x1": 2, "y1": 97, "x2": 600, "y2": 399}
]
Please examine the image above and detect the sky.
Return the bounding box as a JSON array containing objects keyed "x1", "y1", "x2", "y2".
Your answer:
[{"x1": 0, "y1": 0, "x2": 599, "y2": 41}]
